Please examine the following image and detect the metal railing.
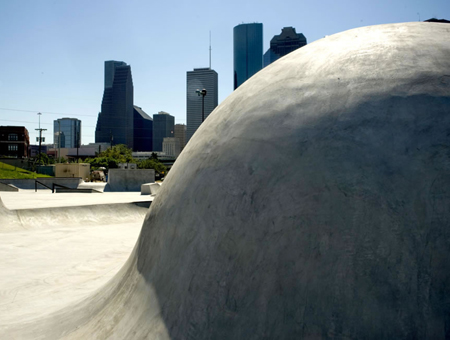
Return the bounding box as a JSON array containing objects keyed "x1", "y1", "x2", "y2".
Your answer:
[{"x1": 35, "y1": 180, "x2": 71, "y2": 193}]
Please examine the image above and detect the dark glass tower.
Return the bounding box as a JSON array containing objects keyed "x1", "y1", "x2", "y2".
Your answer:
[
  {"x1": 133, "y1": 105, "x2": 153, "y2": 151},
  {"x1": 95, "y1": 60, "x2": 134, "y2": 149},
  {"x1": 153, "y1": 112, "x2": 174, "y2": 151},
  {"x1": 233, "y1": 23, "x2": 263, "y2": 90},
  {"x1": 186, "y1": 68, "x2": 218, "y2": 142},
  {"x1": 264, "y1": 27, "x2": 307, "y2": 67},
  {"x1": 53, "y1": 118, "x2": 81, "y2": 148}
]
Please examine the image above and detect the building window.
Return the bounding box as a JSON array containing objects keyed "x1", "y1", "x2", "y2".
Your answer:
[
  {"x1": 8, "y1": 144, "x2": 18, "y2": 151},
  {"x1": 8, "y1": 134, "x2": 18, "y2": 141}
]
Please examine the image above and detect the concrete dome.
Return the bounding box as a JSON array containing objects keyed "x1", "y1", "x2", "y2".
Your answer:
[{"x1": 6, "y1": 22, "x2": 450, "y2": 339}]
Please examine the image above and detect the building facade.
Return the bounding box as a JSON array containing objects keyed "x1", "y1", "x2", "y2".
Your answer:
[
  {"x1": 153, "y1": 111, "x2": 174, "y2": 151},
  {"x1": 53, "y1": 118, "x2": 81, "y2": 149},
  {"x1": 264, "y1": 27, "x2": 307, "y2": 67},
  {"x1": 162, "y1": 137, "x2": 181, "y2": 158},
  {"x1": 0, "y1": 126, "x2": 30, "y2": 158},
  {"x1": 186, "y1": 68, "x2": 218, "y2": 142},
  {"x1": 233, "y1": 23, "x2": 263, "y2": 89},
  {"x1": 133, "y1": 105, "x2": 153, "y2": 151},
  {"x1": 95, "y1": 60, "x2": 134, "y2": 150},
  {"x1": 174, "y1": 124, "x2": 187, "y2": 151}
]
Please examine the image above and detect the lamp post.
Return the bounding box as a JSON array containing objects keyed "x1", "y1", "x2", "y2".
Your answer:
[{"x1": 196, "y1": 88, "x2": 207, "y2": 122}]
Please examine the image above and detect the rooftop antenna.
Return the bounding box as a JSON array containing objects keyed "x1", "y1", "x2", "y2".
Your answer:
[{"x1": 209, "y1": 31, "x2": 212, "y2": 69}]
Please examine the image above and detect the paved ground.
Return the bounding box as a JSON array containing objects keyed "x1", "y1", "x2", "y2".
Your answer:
[
  {"x1": 0, "y1": 189, "x2": 150, "y2": 326},
  {"x1": 0, "y1": 187, "x2": 153, "y2": 210}
]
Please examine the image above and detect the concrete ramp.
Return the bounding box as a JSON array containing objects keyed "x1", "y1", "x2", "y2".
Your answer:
[
  {"x1": 2, "y1": 23, "x2": 450, "y2": 339},
  {"x1": 0, "y1": 195, "x2": 148, "y2": 329},
  {"x1": 0, "y1": 182, "x2": 18, "y2": 192},
  {"x1": 0, "y1": 197, "x2": 148, "y2": 232}
]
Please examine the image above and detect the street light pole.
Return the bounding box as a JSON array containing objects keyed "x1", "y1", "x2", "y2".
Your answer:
[{"x1": 196, "y1": 89, "x2": 207, "y2": 122}]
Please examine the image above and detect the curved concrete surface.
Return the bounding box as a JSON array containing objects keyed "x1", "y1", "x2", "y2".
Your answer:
[
  {"x1": 4, "y1": 22, "x2": 450, "y2": 339},
  {"x1": 0, "y1": 195, "x2": 147, "y2": 329}
]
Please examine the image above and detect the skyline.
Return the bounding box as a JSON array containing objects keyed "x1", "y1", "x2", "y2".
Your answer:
[{"x1": 0, "y1": 0, "x2": 448, "y2": 146}]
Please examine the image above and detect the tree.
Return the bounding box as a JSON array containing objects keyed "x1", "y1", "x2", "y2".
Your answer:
[
  {"x1": 137, "y1": 158, "x2": 166, "y2": 174},
  {"x1": 83, "y1": 145, "x2": 134, "y2": 171}
]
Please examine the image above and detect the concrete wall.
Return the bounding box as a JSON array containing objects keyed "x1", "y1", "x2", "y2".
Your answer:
[
  {"x1": 0, "y1": 177, "x2": 82, "y2": 190},
  {"x1": 0, "y1": 182, "x2": 19, "y2": 192},
  {"x1": 106, "y1": 169, "x2": 155, "y2": 191},
  {"x1": 55, "y1": 163, "x2": 90, "y2": 180}
]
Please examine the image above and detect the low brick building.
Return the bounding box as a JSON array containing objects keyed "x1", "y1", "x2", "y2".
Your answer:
[{"x1": 0, "y1": 126, "x2": 30, "y2": 158}]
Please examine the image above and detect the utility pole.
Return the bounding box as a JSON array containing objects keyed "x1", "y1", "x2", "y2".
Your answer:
[
  {"x1": 35, "y1": 113, "x2": 46, "y2": 165},
  {"x1": 35, "y1": 128, "x2": 47, "y2": 164}
]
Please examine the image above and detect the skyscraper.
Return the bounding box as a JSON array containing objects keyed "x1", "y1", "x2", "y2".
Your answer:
[
  {"x1": 186, "y1": 68, "x2": 218, "y2": 142},
  {"x1": 153, "y1": 111, "x2": 174, "y2": 151},
  {"x1": 54, "y1": 118, "x2": 81, "y2": 148},
  {"x1": 174, "y1": 124, "x2": 187, "y2": 151},
  {"x1": 95, "y1": 60, "x2": 134, "y2": 149},
  {"x1": 133, "y1": 106, "x2": 153, "y2": 151},
  {"x1": 264, "y1": 27, "x2": 307, "y2": 67},
  {"x1": 233, "y1": 23, "x2": 263, "y2": 90}
]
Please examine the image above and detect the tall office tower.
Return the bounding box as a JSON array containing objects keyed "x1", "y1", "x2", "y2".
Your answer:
[
  {"x1": 95, "y1": 60, "x2": 134, "y2": 150},
  {"x1": 174, "y1": 124, "x2": 187, "y2": 151},
  {"x1": 53, "y1": 118, "x2": 81, "y2": 148},
  {"x1": 233, "y1": 23, "x2": 263, "y2": 90},
  {"x1": 263, "y1": 27, "x2": 307, "y2": 67},
  {"x1": 153, "y1": 111, "x2": 174, "y2": 151},
  {"x1": 186, "y1": 68, "x2": 218, "y2": 142},
  {"x1": 133, "y1": 105, "x2": 153, "y2": 151}
]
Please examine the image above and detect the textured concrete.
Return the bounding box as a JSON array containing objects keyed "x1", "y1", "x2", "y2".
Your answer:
[
  {"x1": 3, "y1": 22, "x2": 450, "y2": 339},
  {"x1": 141, "y1": 183, "x2": 152, "y2": 195},
  {"x1": 0, "y1": 182, "x2": 18, "y2": 192},
  {"x1": 0, "y1": 193, "x2": 146, "y2": 328},
  {"x1": 106, "y1": 169, "x2": 155, "y2": 191}
]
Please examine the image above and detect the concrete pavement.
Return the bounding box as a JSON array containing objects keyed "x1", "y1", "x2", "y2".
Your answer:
[{"x1": 0, "y1": 190, "x2": 150, "y2": 328}]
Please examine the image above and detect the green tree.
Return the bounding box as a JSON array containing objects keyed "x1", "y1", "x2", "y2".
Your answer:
[
  {"x1": 83, "y1": 145, "x2": 135, "y2": 171},
  {"x1": 100, "y1": 144, "x2": 133, "y2": 163},
  {"x1": 37, "y1": 153, "x2": 55, "y2": 165},
  {"x1": 137, "y1": 158, "x2": 167, "y2": 174}
]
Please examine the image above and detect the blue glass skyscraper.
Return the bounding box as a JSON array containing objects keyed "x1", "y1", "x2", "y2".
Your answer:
[
  {"x1": 95, "y1": 60, "x2": 134, "y2": 149},
  {"x1": 153, "y1": 111, "x2": 174, "y2": 151},
  {"x1": 233, "y1": 23, "x2": 263, "y2": 90},
  {"x1": 54, "y1": 118, "x2": 81, "y2": 148},
  {"x1": 264, "y1": 27, "x2": 307, "y2": 67}
]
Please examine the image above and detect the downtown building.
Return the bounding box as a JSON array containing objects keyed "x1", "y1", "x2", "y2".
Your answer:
[
  {"x1": 95, "y1": 61, "x2": 134, "y2": 149},
  {"x1": 153, "y1": 111, "x2": 174, "y2": 151},
  {"x1": 0, "y1": 126, "x2": 30, "y2": 158},
  {"x1": 174, "y1": 124, "x2": 186, "y2": 151},
  {"x1": 264, "y1": 27, "x2": 307, "y2": 67},
  {"x1": 186, "y1": 68, "x2": 218, "y2": 142},
  {"x1": 133, "y1": 106, "x2": 153, "y2": 151},
  {"x1": 95, "y1": 61, "x2": 152, "y2": 151},
  {"x1": 233, "y1": 23, "x2": 263, "y2": 89},
  {"x1": 53, "y1": 118, "x2": 81, "y2": 149}
]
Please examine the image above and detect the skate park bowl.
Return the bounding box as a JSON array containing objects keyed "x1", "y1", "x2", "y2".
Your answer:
[{"x1": 2, "y1": 22, "x2": 450, "y2": 339}]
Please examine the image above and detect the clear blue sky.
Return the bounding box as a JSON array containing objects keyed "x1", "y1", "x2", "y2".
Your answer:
[{"x1": 0, "y1": 0, "x2": 448, "y2": 145}]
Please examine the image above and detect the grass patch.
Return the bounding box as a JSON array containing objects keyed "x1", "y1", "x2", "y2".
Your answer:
[{"x1": 0, "y1": 162, "x2": 53, "y2": 179}]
